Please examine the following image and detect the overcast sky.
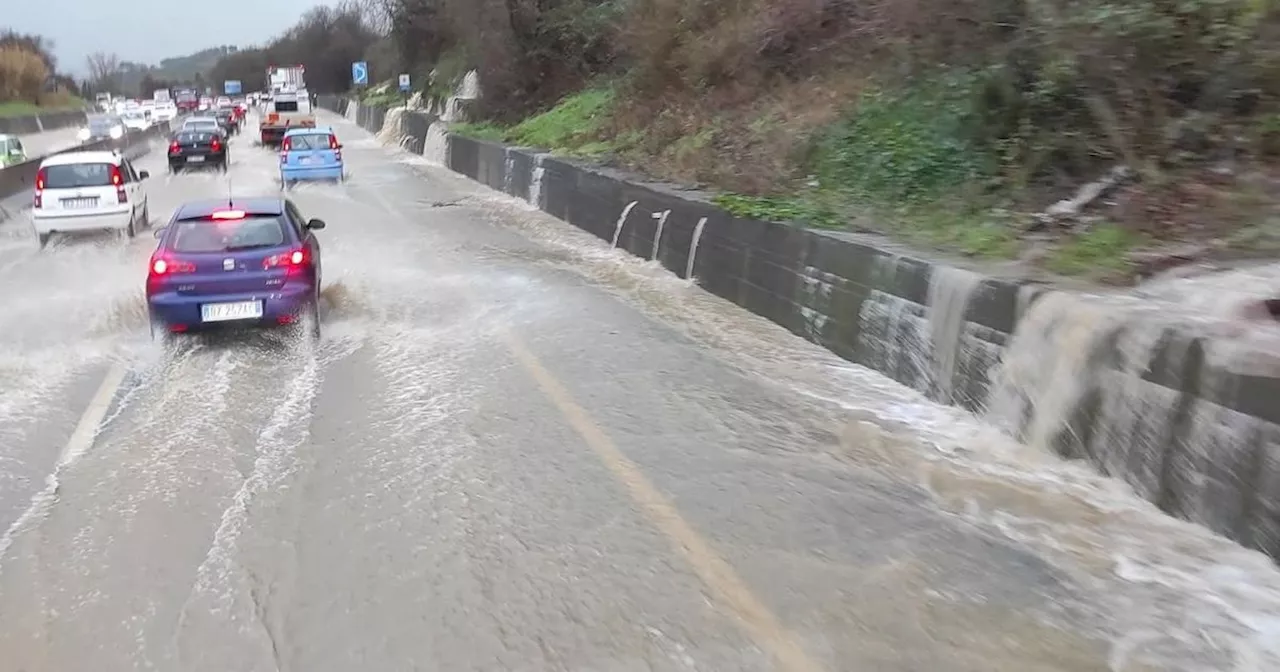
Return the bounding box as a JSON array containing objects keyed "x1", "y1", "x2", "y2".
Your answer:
[{"x1": 7, "y1": 0, "x2": 334, "y2": 76}]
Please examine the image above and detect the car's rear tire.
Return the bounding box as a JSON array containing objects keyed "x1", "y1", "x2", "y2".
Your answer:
[
  {"x1": 125, "y1": 212, "x2": 137, "y2": 238},
  {"x1": 37, "y1": 232, "x2": 50, "y2": 249}
]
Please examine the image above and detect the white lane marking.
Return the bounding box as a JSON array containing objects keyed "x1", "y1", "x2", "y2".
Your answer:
[
  {"x1": 59, "y1": 362, "x2": 128, "y2": 466},
  {"x1": 0, "y1": 362, "x2": 127, "y2": 565}
]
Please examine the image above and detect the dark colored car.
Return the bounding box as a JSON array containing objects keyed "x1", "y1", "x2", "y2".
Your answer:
[
  {"x1": 146, "y1": 197, "x2": 326, "y2": 339},
  {"x1": 167, "y1": 129, "x2": 228, "y2": 173},
  {"x1": 214, "y1": 107, "x2": 239, "y2": 135}
]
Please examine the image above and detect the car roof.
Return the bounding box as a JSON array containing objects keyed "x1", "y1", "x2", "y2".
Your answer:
[
  {"x1": 174, "y1": 197, "x2": 286, "y2": 220},
  {"x1": 284, "y1": 126, "x2": 333, "y2": 136},
  {"x1": 40, "y1": 150, "x2": 122, "y2": 167}
]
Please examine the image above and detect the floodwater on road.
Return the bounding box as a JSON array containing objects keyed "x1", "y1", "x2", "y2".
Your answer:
[{"x1": 0, "y1": 111, "x2": 1277, "y2": 671}]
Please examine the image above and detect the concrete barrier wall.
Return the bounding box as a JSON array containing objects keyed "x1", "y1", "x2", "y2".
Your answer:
[
  {"x1": 0, "y1": 122, "x2": 171, "y2": 219},
  {"x1": 0, "y1": 109, "x2": 89, "y2": 136},
  {"x1": 323, "y1": 98, "x2": 1280, "y2": 562}
]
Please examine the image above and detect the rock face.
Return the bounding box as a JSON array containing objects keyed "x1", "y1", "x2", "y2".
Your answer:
[{"x1": 318, "y1": 94, "x2": 1280, "y2": 562}]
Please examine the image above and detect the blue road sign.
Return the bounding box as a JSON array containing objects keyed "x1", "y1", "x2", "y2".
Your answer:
[
  {"x1": 352, "y1": 61, "x2": 368, "y2": 86},
  {"x1": 398, "y1": 73, "x2": 411, "y2": 92},
  {"x1": 224, "y1": 80, "x2": 242, "y2": 95}
]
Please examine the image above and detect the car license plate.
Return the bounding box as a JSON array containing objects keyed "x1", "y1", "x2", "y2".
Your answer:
[
  {"x1": 298, "y1": 157, "x2": 313, "y2": 165},
  {"x1": 201, "y1": 300, "x2": 263, "y2": 323},
  {"x1": 187, "y1": 155, "x2": 205, "y2": 163},
  {"x1": 60, "y1": 197, "x2": 98, "y2": 209}
]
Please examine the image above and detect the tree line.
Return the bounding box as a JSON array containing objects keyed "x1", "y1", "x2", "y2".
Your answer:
[{"x1": 0, "y1": 30, "x2": 79, "y2": 106}]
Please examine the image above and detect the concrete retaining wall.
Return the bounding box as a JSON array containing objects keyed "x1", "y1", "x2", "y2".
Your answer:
[
  {"x1": 323, "y1": 97, "x2": 1280, "y2": 562},
  {"x1": 0, "y1": 109, "x2": 89, "y2": 136}
]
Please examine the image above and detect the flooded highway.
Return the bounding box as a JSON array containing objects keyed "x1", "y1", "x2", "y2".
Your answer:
[
  {"x1": 12, "y1": 124, "x2": 85, "y2": 161},
  {"x1": 1, "y1": 111, "x2": 1280, "y2": 671}
]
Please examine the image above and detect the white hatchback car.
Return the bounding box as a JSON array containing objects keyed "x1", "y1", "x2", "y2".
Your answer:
[{"x1": 32, "y1": 150, "x2": 152, "y2": 247}]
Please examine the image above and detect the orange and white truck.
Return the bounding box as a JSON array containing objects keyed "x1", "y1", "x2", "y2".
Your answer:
[{"x1": 259, "y1": 65, "x2": 315, "y2": 146}]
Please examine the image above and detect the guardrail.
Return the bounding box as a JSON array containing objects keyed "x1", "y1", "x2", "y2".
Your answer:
[
  {"x1": 0, "y1": 122, "x2": 172, "y2": 208},
  {"x1": 0, "y1": 109, "x2": 90, "y2": 136}
]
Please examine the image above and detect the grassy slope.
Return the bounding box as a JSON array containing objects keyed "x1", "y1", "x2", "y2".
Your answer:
[
  {"x1": 0, "y1": 93, "x2": 86, "y2": 118},
  {"x1": 440, "y1": 0, "x2": 1280, "y2": 284}
]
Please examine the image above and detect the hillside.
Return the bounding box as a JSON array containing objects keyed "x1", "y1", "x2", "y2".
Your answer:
[
  {"x1": 155, "y1": 46, "x2": 238, "y2": 81},
  {"x1": 383, "y1": 0, "x2": 1280, "y2": 284}
]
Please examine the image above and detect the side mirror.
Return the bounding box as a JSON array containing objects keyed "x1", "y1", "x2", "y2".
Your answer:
[
  {"x1": 305, "y1": 218, "x2": 326, "y2": 230},
  {"x1": 152, "y1": 226, "x2": 166, "y2": 239},
  {"x1": 139, "y1": 170, "x2": 150, "y2": 179}
]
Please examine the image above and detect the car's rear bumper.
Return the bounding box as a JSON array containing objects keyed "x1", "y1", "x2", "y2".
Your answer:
[
  {"x1": 33, "y1": 207, "x2": 131, "y2": 233},
  {"x1": 170, "y1": 152, "x2": 226, "y2": 166},
  {"x1": 148, "y1": 284, "x2": 315, "y2": 330},
  {"x1": 281, "y1": 164, "x2": 343, "y2": 181}
]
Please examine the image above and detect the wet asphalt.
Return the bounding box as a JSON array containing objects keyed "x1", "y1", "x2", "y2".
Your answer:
[
  {"x1": 15, "y1": 125, "x2": 84, "y2": 160},
  {"x1": 0, "y1": 112, "x2": 1278, "y2": 671}
]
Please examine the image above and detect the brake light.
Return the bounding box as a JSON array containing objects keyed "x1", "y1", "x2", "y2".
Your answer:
[
  {"x1": 34, "y1": 167, "x2": 45, "y2": 207},
  {"x1": 210, "y1": 209, "x2": 245, "y2": 220},
  {"x1": 169, "y1": 140, "x2": 180, "y2": 154},
  {"x1": 210, "y1": 138, "x2": 221, "y2": 152},
  {"x1": 263, "y1": 246, "x2": 310, "y2": 272},
  {"x1": 110, "y1": 164, "x2": 127, "y2": 203},
  {"x1": 328, "y1": 135, "x2": 338, "y2": 149},
  {"x1": 150, "y1": 257, "x2": 195, "y2": 274},
  {"x1": 147, "y1": 253, "x2": 195, "y2": 295},
  {"x1": 281, "y1": 137, "x2": 292, "y2": 151}
]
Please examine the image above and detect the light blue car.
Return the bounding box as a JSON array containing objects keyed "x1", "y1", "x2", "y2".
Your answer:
[{"x1": 279, "y1": 126, "x2": 344, "y2": 187}]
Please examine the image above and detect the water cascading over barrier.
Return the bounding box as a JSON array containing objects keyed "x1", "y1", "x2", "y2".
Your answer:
[{"x1": 315, "y1": 90, "x2": 1280, "y2": 560}]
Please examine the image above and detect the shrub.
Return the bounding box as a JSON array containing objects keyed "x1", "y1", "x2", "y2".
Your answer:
[{"x1": 0, "y1": 46, "x2": 49, "y2": 103}]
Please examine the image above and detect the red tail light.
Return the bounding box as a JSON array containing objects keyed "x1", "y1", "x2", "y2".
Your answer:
[
  {"x1": 168, "y1": 140, "x2": 180, "y2": 154},
  {"x1": 147, "y1": 253, "x2": 195, "y2": 295},
  {"x1": 34, "y1": 168, "x2": 46, "y2": 207},
  {"x1": 110, "y1": 164, "x2": 127, "y2": 203},
  {"x1": 281, "y1": 137, "x2": 292, "y2": 151},
  {"x1": 150, "y1": 257, "x2": 195, "y2": 275},
  {"x1": 210, "y1": 138, "x2": 222, "y2": 152},
  {"x1": 328, "y1": 134, "x2": 338, "y2": 149},
  {"x1": 263, "y1": 246, "x2": 311, "y2": 274}
]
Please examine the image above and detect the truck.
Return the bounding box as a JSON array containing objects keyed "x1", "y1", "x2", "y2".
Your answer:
[
  {"x1": 152, "y1": 89, "x2": 171, "y2": 103},
  {"x1": 259, "y1": 65, "x2": 315, "y2": 146},
  {"x1": 175, "y1": 88, "x2": 199, "y2": 113}
]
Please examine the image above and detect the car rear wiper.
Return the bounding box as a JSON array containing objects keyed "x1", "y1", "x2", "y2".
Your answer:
[{"x1": 223, "y1": 243, "x2": 275, "y2": 251}]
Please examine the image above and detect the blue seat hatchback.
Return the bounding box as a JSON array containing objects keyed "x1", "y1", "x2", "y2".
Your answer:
[
  {"x1": 146, "y1": 197, "x2": 326, "y2": 339},
  {"x1": 279, "y1": 126, "x2": 344, "y2": 187}
]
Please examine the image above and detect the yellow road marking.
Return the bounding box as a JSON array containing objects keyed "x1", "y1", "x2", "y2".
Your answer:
[
  {"x1": 362, "y1": 171, "x2": 824, "y2": 672},
  {"x1": 500, "y1": 334, "x2": 824, "y2": 672}
]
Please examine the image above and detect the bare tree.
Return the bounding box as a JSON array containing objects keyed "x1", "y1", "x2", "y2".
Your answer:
[{"x1": 86, "y1": 51, "x2": 121, "y2": 92}]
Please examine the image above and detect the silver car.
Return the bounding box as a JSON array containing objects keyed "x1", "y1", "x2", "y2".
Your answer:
[{"x1": 77, "y1": 114, "x2": 126, "y2": 142}]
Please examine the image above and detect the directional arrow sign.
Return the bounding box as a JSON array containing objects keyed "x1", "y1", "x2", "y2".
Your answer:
[{"x1": 352, "y1": 61, "x2": 368, "y2": 86}]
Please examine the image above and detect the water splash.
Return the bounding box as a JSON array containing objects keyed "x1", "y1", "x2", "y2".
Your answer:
[
  {"x1": 926, "y1": 266, "x2": 983, "y2": 404},
  {"x1": 528, "y1": 155, "x2": 546, "y2": 210},
  {"x1": 650, "y1": 209, "x2": 670, "y2": 261},
  {"x1": 685, "y1": 217, "x2": 707, "y2": 280},
  {"x1": 423, "y1": 121, "x2": 449, "y2": 165},
  {"x1": 611, "y1": 201, "x2": 638, "y2": 249}
]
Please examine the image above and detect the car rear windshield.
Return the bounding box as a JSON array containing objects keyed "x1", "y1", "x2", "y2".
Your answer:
[
  {"x1": 175, "y1": 131, "x2": 216, "y2": 144},
  {"x1": 288, "y1": 134, "x2": 330, "y2": 150},
  {"x1": 87, "y1": 116, "x2": 116, "y2": 130},
  {"x1": 170, "y1": 216, "x2": 287, "y2": 253},
  {"x1": 184, "y1": 120, "x2": 217, "y2": 129},
  {"x1": 43, "y1": 163, "x2": 114, "y2": 189},
  {"x1": 274, "y1": 100, "x2": 299, "y2": 112}
]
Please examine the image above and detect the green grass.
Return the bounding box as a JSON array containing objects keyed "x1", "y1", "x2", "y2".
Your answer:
[
  {"x1": 0, "y1": 97, "x2": 86, "y2": 118},
  {"x1": 359, "y1": 84, "x2": 406, "y2": 107},
  {"x1": 1046, "y1": 225, "x2": 1139, "y2": 277},
  {"x1": 451, "y1": 88, "x2": 620, "y2": 159}
]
